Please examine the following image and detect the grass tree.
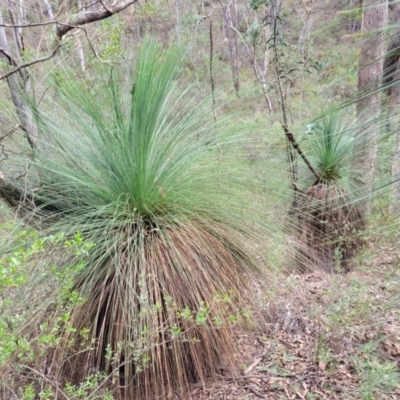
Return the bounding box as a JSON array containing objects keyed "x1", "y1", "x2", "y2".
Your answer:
[
  {"x1": 292, "y1": 112, "x2": 365, "y2": 273},
  {"x1": 0, "y1": 37, "x2": 275, "y2": 398}
]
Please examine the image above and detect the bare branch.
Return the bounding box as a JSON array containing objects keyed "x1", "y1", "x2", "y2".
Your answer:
[
  {"x1": 74, "y1": 24, "x2": 127, "y2": 64},
  {"x1": 226, "y1": 23, "x2": 272, "y2": 112},
  {"x1": 56, "y1": 0, "x2": 137, "y2": 40},
  {"x1": 281, "y1": 123, "x2": 321, "y2": 182},
  {"x1": 75, "y1": 1, "x2": 101, "y2": 13},
  {"x1": 0, "y1": 47, "x2": 18, "y2": 66},
  {"x1": 17, "y1": 365, "x2": 69, "y2": 400},
  {"x1": 0, "y1": 124, "x2": 19, "y2": 143},
  {"x1": 0, "y1": 41, "x2": 62, "y2": 80},
  {"x1": 98, "y1": 0, "x2": 114, "y2": 14},
  {"x1": 0, "y1": 20, "x2": 58, "y2": 28},
  {"x1": 0, "y1": 0, "x2": 136, "y2": 37}
]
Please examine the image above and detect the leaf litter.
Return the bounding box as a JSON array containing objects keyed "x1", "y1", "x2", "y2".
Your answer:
[{"x1": 183, "y1": 238, "x2": 400, "y2": 400}]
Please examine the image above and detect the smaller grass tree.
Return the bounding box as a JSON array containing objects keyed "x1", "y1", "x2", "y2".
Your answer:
[
  {"x1": 0, "y1": 37, "x2": 274, "y2": 398},
  {"x1": 292, "y1": 112, "x2": 365, "y2": 273}
]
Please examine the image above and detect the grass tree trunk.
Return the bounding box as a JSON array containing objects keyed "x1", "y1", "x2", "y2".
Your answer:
[{"x1": 353, "y1": 0, "x2": 388, "y2": 211}]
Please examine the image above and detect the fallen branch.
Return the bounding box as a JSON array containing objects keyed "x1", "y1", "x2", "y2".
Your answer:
[{"x1": 244, "y1": 353, "x2": 266, "y2": 375}]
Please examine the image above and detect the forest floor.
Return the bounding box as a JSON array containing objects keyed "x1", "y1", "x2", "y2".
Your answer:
[{"x1": 186, "y1": 236, "x2": 400, "y2": 400}]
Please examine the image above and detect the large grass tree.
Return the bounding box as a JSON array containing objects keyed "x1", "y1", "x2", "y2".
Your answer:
[{"x1": 0, "y1": 37, "x2": 275, "y2": 398}]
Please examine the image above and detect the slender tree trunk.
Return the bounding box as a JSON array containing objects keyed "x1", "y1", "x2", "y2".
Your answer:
[
  {"x1": 0, "y1": 11, "x2": 37, "y2": 149},
  {"x1": 76, "y1": 1, "x2": 86, "y2": 71},
  {"x1": 247, "y1": 2, "x2": 272, "y2": 112},
  {"x1": 175, "y1": 0, "x2": 180, "y2": 42},
  {"x1": 231, "y1": 0, "x2": 240, "y2": 94},
  {"x1": 209, "y1": 19, "x2": 217, "y2": 122},
  {"x1": 219, "y1": 0, "x2": 240, "y2": 97},
  {"x1": 353, "y1": 0, "x2": 388, "y2": 210},
  {"x1": 42, "y1": 0, "x2": 54, "y2": 19}
]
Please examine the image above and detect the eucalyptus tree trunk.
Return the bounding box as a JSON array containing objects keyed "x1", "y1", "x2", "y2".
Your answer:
[
  {"x1": 353, "y1": 0, "x2": 388, "y2": 210},
  {"x1": 219, "y1": 0, "x2": 240, "y2": 97},
  {"x1": 175, "y1": 0, "x2": 180, "y2": 42},
  {"x1": 392, "y1": 113, "x2": 400, "y2": 214},
  {"x1": 75, "y1": 1, "x2": 86, "y2": 71},
  {"x1": 0, "y1": 9, "x2": 37, "y2": 148},
  {"x1": 383, "y1": 3, "x2": 400, "y2": 213}
]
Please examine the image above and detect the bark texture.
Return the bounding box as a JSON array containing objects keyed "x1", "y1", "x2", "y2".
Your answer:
[
  {"x1": 353, "y1": 0, "x2": 388, "y2": 209},
  {"x1": 383, "y1": 3, "x2": 400, "y2": 213}
]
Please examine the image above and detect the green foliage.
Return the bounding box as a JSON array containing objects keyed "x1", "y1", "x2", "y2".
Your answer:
[
  {"x1": 250, "y1": 0, "x2": 269, "y2": 11},
  {"x1": 138, "y1": 1, "x2": 160, "y2": 16},
  {"x1": 98, "y1": 17, "x2": 125, "y2": 61},
  {"x1": 307, "y1": 112, "x2": 354, "y2": 184},
  {"x1": 248, "y1": 19, "x2": 263, "y2": 47},
  {"x1": 0, "y1": 228, "x2": 103, "y2": 397},
  {"x1": 354, "y1": 349, "x2": 400, "y2": 400}
]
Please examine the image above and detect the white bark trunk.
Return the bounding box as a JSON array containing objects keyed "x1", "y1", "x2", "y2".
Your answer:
[
  {"x1": 43, "y1": 0, "x2": 55, "y2": 20},
  {"x1": 0, "y1": 11, "x2": 36, "y2": 148}
]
